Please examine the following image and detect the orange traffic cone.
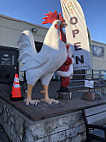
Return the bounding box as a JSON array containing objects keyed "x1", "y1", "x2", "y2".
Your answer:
[{"x1": 11, "y1": 74, "x2": 24, "y2": 101}]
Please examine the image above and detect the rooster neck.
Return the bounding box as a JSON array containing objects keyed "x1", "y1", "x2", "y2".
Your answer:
[{"x1": 43, "y1": 24, "x2": 60, "y2": 49}]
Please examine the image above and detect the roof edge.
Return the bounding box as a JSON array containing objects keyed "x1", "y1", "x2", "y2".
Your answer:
[
  {"x1": 0, "y1": 14, "x2": 49, "y2": 30},
  {"x1": 92, "y1": 40, "x2": 106, "y2": 46}
]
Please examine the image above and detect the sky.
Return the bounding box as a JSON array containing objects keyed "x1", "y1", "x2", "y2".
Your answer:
[{"x1": 0, "y1": 0, "x2": 106, "y2": 44}]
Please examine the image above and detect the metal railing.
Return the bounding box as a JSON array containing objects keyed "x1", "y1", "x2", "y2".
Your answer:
[
  {"x1": 68, "y1": 69, "x2": 106, "y2": 90},
  {"x1": 70, "y1": 69, "x2": 106, "y2": 81},
  {"x1": 52, "y1": 69, "x2": 106, "y2": 91}
]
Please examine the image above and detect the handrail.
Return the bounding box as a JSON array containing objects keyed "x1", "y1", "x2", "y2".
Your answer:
[{"x1": 53, "y1": 69, "x2": 106, "y2": 91}]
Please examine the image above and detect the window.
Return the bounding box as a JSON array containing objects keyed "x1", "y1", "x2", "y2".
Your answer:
[
  {"x1": 35, "y1": 41, "x2": 43, "y2": 52},
  {"x1": 92, "y1": 45, "x2": 104, "y2": 57}
]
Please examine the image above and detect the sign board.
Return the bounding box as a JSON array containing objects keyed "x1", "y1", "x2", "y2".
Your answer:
[
  {"x1": 85, "y1": 80, "x2": 94, "y2": 88},
  {"x1": 60, "y1": 0, "x2": 92, "y2": 70}
]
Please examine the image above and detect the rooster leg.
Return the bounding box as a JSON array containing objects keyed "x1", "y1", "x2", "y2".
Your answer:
[
  {"x1": 24, "y1": 84, "x2": 40, "y2": 105},
  {"x1": 41, "y1": 85, "x2": 59, "y2": 104}
]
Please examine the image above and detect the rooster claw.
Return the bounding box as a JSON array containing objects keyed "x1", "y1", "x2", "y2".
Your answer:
[
  {"x1": 41, "y1": 98, "x2": 59, "y2": 104},
  {"x1": 51, "y1": 99, "x2": 59, "y2": 104},
  {"x1": 24, "y1": 98, "x2": 40, "y2": 106}
]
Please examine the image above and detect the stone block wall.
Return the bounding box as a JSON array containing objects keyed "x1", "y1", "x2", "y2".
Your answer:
[{"x1": 0, "y1": 98, "x2": 86, "y2": 142}]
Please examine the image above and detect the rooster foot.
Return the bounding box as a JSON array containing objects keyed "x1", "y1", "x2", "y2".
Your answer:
[
  {"x1": 24, "y1": 98, "x2": 40, "y2": 106},
  {"x1": 41, "y1": 98, "x2": 59, "y2": 104}
]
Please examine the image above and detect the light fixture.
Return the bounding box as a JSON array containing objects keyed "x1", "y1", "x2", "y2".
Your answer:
[{"x1": 32, "y1": 28, "x2": 37, "y2": 33}]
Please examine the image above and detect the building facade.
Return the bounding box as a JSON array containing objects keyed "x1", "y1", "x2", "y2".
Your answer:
[
  {"x1": 91, "y1": 40, "x2": 106, "y2": 70},
  {"x1": 0, "y1": 15, "x2": 106, "y2": 81},
  {"x1": 0, "y1": 15, "x2": 48, "y2": 48}
]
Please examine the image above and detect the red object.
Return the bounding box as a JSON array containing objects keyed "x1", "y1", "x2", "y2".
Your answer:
[
  {"x1": 59, "y1": 26, "x2": 66, "y2": 43},
  {"x1": 42, "y1": 10, "x2": 65, "y2": 24},
  {"x1": 60, "y1": 77, "x2": 70, "y2": 88},
  {"x1": 59, "y1": 52, "x2": 72, "y2": 88},
  {"x1": 59, "y1": 29, "x2": 73, "y2": 88},
  {"x1": 11, "y1": 74, "x2": 23, "y2": 100},
  {"x1": 59, "y1": 45, "x2": 72, "y2": 72}
]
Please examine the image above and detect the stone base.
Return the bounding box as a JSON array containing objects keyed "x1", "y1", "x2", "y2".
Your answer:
[
  {"x1": 95, "y1": 90, "x2": 103, "y2": 100},
  {"x1": 0, "y1": 98, "x2": 86, "y2": 142},
  {"x1": 82, "y1": 91, "x2": 95, "y2": 101},
  {"x1": 56, "y1": 90, "x2": 72, "y2": 100}
]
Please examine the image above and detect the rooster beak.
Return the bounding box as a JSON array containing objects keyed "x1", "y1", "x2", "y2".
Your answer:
[{"x1": 61, "y1": 22, "x2": 67, "y2": 27}]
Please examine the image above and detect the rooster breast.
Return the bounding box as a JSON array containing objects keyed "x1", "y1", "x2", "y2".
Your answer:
[{"x1": 26, "y1": 40, "x2": 67, "y2": 85}]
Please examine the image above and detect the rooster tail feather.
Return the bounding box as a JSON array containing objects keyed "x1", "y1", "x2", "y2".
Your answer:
[
  {"x1": 18, "y1": 50, "x2": 31, "y2": 61},
  {"x1": 17, "y1": 30, "x2": 37, "y2": 69}
]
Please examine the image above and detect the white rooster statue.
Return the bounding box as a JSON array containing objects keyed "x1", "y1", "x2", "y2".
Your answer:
[{"x1": 17, "y1": 11, "x2": 67, "y2": 105}]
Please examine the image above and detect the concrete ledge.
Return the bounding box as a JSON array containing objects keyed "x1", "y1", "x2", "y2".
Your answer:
[
  {"x1": 0, "y1": 97, "x2": 86, "y2": 142},
  {"x1": 0, "y1": 82, "x2": 106, "y2": 142}
]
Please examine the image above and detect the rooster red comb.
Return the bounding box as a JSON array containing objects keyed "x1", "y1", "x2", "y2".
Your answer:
[{"x1": 42, "y1": 10, "x2": 65, "y2": 24}]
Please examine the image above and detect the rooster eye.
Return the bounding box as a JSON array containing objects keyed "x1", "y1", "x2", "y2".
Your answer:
[{"x1": 56, "y1": 21, "x2": 60, "y2": 24}]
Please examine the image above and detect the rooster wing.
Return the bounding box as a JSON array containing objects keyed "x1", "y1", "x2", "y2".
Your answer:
[{"x1": 17, "y1": 30, "x2": 48, "y2": 72}]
